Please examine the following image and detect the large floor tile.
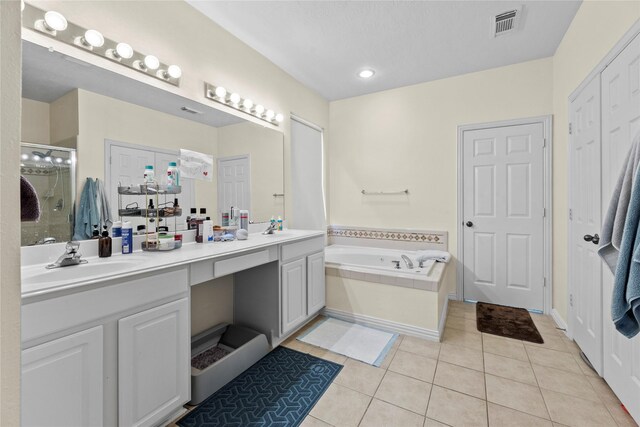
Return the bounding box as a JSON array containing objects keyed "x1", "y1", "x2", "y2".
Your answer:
[
  {"x1": 433, "y1": 361, "x2": 485, "y2": 399},
  {"x1": 300, "y1": 416, "x2": 333, "y2": 427},
  {"x1": 438, "y1": 343, "x2": 484, "y2": 372},
  {"x1": 572, "y1": 353, "x2": 599, "y2": 377},
  {"x1": 378, "y1": 335, "x2": 403, "y2": 369},
  {"x1": 483, "y1": 352, "x2": 537, "y2": 385},
  {"x1": 374, "y1": 371, "x2": 432, "y2": 415},
  {"x1": 485, "y1": 374, "x2": 549, "y2": 419},
  {"x1": 445, "y1": 316, "x2": 481, "y2": 335},
  {"x1": 482, "y1": 334, "x2": 529, "y2": 361},
  {"x1": 585, "y1": 376, "x2": 620, "y2": 405},
  {"x1": 525, "y1": 347, "x2": 582, "y2": 374},
  {"x1": 334, "y1": 358, "x2": 385, "y2": 396},
  {"x1": 425, "y1": 385, "x2": 488, "y2": 427},
  {"x1": 308, "y1": 345, "x2": 348, "y2": 365},
  {"x1": 310, "y1": 383, "x2": 371, "y2": 427},
  {"x1": 424, "y1": 418, "x2": 450, "y2": 427},
  {"x1": 442, "y1": 328, "x2": 483, "y2": 351},
  {"x1": 532, "y1": 364, "x2": 600, "y2": 403},
  {"x1": 283, "y1": 338, "x2": 315, "y2": 354},
  {"x1": 487, "y1": 403, "x2": 553, "y2": 427},
  {"x1": 602, "y1": 399, "x2": 639, "y2": 427},
  {"x1": 359, "y1": 398, "x2": 425, "y2": 427},
  {"x1": 540, "y1": 388, "x2": 616, "y2": 427},
  {"x1": 524, "y1": 334, "x2": 572, "y2": 353},
  {"x1": 388, "y1": 350, "x2": 438, "y2": 383},
  {"x1": 400, "y1": 336, "x2": 441, "y2": 360}
]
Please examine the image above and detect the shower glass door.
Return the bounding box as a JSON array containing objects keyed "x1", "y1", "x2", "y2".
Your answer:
[{"x1": 20, "y1": 143, "x2": 76, "y2": 246}]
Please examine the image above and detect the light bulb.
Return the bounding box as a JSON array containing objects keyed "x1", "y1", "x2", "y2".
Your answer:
[
  {"x1": 242, "y1": 99, "x2": 253, "y2": 110},
  {"x1": 83, "y1": 30, "x2": 104, "y2": 47},
  {"x1": 358, "y1": 69, "x2": 375, "y2": 79},
  {"x1": 65, "y1": 159, "x2": 72, "y2": 164},
  {"x1": 115, "y1": 42, "x2": 133, "y2": 59},
  {"x1": 265, "y1": 109, "x2": 275, "y2": 120},
  {"x1": 166, "y1": 65, "x2": 182, "y2": 79},
  {"x1": 44, "y1": 156, "x2": 52, "y2": 162},
  {"x1": 229, "y1": 93, "x2": 241, "y2": 105},
  {"x1": 275, "y1": 113, "x2": 284, "y2": 123},
  {"x1": 214, "y1": 86, "x2": 227, "y2": 99},
  {"x1": 44, "y1": 11, "x2": 67, "y2": 32},
  {"x1": 21, "y1": 0, "x2": 25, "y2": 12},
  {"x1": 33, "y1": 155, "x2": 41, "y2": 161},
  {"x1": 144, "y1": 55, "x2": 159, "y2": 70},
  {"x1": 21, "y1": 154, "x2": 29, "y2": 160},
  {"x1": 55, "y1": 157, "x2": 63, "y2": 163},
  {"x1": 254, "y1": 104, "x2": 265, "y2": 115}
]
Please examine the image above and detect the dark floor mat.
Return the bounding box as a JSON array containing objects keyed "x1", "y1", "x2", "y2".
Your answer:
[{"x1": 476, "y1": 302, "x2": 544, "y2": 344}]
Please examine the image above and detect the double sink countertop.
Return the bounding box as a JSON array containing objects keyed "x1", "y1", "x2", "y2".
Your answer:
[{"x1": 21, "y1": 229, "x2": 325, "y2": 301}]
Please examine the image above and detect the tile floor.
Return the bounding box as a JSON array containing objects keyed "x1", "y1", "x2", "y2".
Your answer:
[{"x1": 286, "y1": 301, "x2": 638, "y2": 427}]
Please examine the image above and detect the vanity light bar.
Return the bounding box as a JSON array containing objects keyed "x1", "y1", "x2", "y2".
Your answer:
[
  {"x1": 22, "y1": 3, "x2": 182, "y2": 87},
  {"x1": 204, "y1": 82, "x2": 284, "y2": 126}
]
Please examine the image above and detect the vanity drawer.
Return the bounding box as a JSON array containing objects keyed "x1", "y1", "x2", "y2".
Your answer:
[
  {"x1": 280, "y1": 236, "x2": 324, "y2": 263},
  {"x1": 214, "y1": 247, "x2": 278, "y2": 278}
]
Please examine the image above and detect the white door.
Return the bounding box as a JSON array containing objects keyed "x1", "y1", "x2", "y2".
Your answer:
[
  {"x1": 307, "y1": 252, "x2": 326, "y2": 314},
  {"x1": 462, "y1": 123, "x2": 545, "y2": 311},
  {"x1": 118, "y1": 298, "x2": 190, "y2": 427},
  {"x1": 217, "y1": 155, "x2": 250, "y2": 222},
  {"x1": 569, "y1": 76, "x2": 603, "y2": 374},
  {"x1": 601, "y1": 32, "x2": 640, "y2": 423},
  {"x1": 22, "y1": 326, "x2": 104, "y2": 427},
  {"x1": 281, "y1": 258, "x2": 307, "y2": 335}
]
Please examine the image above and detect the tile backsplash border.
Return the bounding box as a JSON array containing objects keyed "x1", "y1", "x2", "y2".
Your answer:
[{"x1": 327, "y1": 225, "x2": 447, "y2": 251}]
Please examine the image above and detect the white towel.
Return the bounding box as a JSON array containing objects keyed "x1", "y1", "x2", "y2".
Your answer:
[
  {"x1": 416, "y1": 250, "x2": 451, "y2": 263},
  {"x1": 95, "y1": 178, "x2": 113, "y2": 230}
]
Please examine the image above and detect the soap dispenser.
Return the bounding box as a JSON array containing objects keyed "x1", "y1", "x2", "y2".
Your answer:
[{"x1": 99, "y1": 226, "x2": 112, "y2": 258}]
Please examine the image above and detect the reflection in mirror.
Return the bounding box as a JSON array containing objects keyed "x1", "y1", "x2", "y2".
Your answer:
[
  {"x1": 20, "y1": 143, "x2": 76, "y2": 245},
  {"x1": 21, "y1": 40, "x2": 284, "y2": 246}
]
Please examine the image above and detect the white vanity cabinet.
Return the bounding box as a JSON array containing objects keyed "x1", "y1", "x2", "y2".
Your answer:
[{"x1": 281, "y1": 258, "x2": 308, "y2": 334}]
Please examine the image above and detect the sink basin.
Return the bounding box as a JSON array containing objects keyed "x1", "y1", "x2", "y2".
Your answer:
[{"x1": 25, "y1": 259, "x2": 143, "y2": 284}]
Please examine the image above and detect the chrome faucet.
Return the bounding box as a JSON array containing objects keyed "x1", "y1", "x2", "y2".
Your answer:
[
  {"x1": 46, "y1": 241, "x2": 87, "y2": 269},
  {"x1": 401, "y1": 255, "x2": 414, "y2": 269},
  {"x1": 37, "y1": 237, "x2": 57, "y2": 245},
  {"x1": 262, "y1": 222, "x2": 278, "y2": 235}
]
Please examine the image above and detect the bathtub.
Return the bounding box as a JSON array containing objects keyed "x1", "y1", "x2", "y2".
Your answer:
[{"x1": 325, "y1": 245, "x2": 449, "y2": 291}]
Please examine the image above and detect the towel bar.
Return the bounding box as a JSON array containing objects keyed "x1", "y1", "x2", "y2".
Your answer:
[{"x1": 361, "y1": 189, "x2": 409, "y2": 195}]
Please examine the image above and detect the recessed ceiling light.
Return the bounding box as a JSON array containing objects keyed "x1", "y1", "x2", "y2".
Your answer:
[{"x1": 358, "y1": 69, "x2": 375, "y2": 79}]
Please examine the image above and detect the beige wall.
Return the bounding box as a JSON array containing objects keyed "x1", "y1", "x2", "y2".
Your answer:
[
  {"x1": 21, "y1": 98, "x2": 50, "y2": 144},
  {"x1": 50, "y1": 90, "x2": 79, "y2": 147},
  {"x1": 329, "y1": 57, "x2": 553, "y2": 269},
  {"x1": 551, "y1": 2, "x2": 640, "y2": 322},
  {"x1": 1, "y1": 1, "x2": 22, "y2": 424}
]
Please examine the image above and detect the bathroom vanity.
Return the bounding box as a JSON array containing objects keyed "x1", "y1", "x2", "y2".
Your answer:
[{"x1": 20, "y1": 230, "x2": 324, "y2": 427}]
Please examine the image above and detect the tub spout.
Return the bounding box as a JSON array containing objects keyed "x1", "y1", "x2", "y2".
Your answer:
[{"x1": 401, "y1": 255, "x2": 414, "y2": 269}]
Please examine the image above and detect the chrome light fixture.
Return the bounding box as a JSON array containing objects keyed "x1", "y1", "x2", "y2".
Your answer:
[
  {"x1": 23, "y1": 3, "x2": 182, "y2": 87},
  {"x1": 204, "y1": 82, "x2": 283, "y2": 126}
]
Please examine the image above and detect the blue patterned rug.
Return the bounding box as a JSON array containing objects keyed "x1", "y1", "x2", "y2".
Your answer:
[{"x1": 178, "y1": 346, "x2": 342, "y2": 427}]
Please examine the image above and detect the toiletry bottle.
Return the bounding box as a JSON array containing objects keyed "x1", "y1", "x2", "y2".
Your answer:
[
  {"x1": 270, "y1": 216, "x2": 276, "y2": 229},
  {"x1": 167, "y1": 162, "x2": 179, "y2": 188},
  {"x1": 112, "y1": 220, "x2": 122, "y2": 237},
  {"x1": 188, "y1": 208, "x2": 198, "y2": 230},
  {"x1": 240, "y1": 210, "x2": 249, "y2": 231},
  {"x1": 221, "y1": 211, "x2": 229, "y2": 227},
  {"x1": 232, "y1": 207, "x2": 240, "y2": 226},
  {"x1": 229, "y1": 206, "x2": 235, "y2": 226},
  {"x1": 277, "y1": 216, "x2": 283, "y2": 231},
  {"x1": 99, "y1": 226, "x2": 112, "y2": 258},
  {"x1": 91, "y1": 225, "x2": 100, "y2": 239},
  {"x1": 144, "y1": 165, "x2": 155, "y2": 183},
  {"x1": 122, "y1": 221, "x2": 133, "y2": 254},
  {"x1": 196, "y1": 208, "x2": 207, "y2": 243},
  {"x1": 203, "y1": 218, "x2": 214, "y2": 243}
]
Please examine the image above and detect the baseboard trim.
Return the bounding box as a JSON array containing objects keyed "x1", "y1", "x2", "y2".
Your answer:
[
  {"x1": 551, "y1": 309, "x2": 568, "y2": 335},
  {"x1": 322, "y1": 307, "x2": 440, "y2": 342}
]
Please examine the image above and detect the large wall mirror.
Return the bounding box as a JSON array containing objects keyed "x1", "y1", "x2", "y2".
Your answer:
[{"x1": 21, "y1": 40, "x2": 284, "y2": 245}]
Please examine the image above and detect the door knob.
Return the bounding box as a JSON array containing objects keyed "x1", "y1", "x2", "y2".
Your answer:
[
  {"x1": 466, "y1": 221, "x2": 473, "y2": 228},
  {"x1": 584, "y1": 234, "x2": 600, "y2": 245}
]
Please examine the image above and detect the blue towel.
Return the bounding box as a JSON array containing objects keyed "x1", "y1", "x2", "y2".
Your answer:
[
  {"x1": 612, "y1": 165, "x2": 640, "y2": 338},
  {"x1": 73, "y1": 178, "x2": 99, "y2": 240}
]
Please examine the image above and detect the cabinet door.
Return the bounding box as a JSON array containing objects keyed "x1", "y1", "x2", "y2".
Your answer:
[
  {"x1": 282, "y1": 258, "x2": 307, "y2": 335},
  {"x1": 22, "y1": 326, "x2": 104, "y2": 427},
  {"x1": 118, "y1": 298, "x2": 190, "y2": 427},
  {"x1": 307, "y1": 252, "x2": 326, "y2": 315}
]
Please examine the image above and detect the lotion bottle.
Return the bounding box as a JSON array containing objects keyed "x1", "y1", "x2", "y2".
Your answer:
[
  {"x1": 99, "y1": 226, "x2": 112, "y2": 258},
  {"x1": 122, "y1": 221, "x2": 133, "y2": 254}
]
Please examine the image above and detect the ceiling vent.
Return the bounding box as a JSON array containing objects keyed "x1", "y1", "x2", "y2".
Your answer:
[{"x1": 494, "y1": 8, "x2": 521, "y2": 37}]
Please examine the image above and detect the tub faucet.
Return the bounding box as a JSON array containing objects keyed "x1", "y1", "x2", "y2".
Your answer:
[
  {"x1": 401, "y1": 255, "x2": 414, "y2": 269},
  {"x1": 46, "y1": 241, "x2": 87, "y2": 269}
]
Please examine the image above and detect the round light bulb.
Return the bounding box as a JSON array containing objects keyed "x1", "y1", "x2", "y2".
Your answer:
[
  {"x1": 229, "y1": 93, "x2": 241, "y2": 105},
  {"x1": 144, "y1": 55, "x2": 160, "y2": 70},
  {"x1": 265, "y1": 109, "x2": 275, "y2": 120},
  {"x1": 358, "y1": 69, "x2": 375, "y2": 79},
  {"x1": 21, "y1": 154, "x2": 29, "y2": 160},
  {"x1": 166, "y1": 65, "x2": 182, "y2": 79},
  {"x1": 214, "y1": 86, "x2": 227, "y2": 99},
  {"x1": 33, "y1": 155, "x2": 41, "y2": 161},
  {"x1": 242, "y1": 99, "x2": 254, "y2": 110},
  {"x1": 115, "y1": 42, "x2": 133, "y2": 59},
  {"x1": 44, "y1": 156, "x2": 52, "y2": 162},
  {"x1": 44, "y1": 11, "x2": 68, "y2": 32},
  {"x1": 254, "y1": 104, "x2": 265, "y2": 115},
  {"x1": 65, "y1": 159, "x2": 72, "y2": 165},
  {"x1": 21, "y1": 0, "x2": 25, "y2": 12},
  {"x1": 55, "y1": 157, "x2": 63, "y2": 163},
  {"x1": 83, "y1": 29, "x2": 104, "y2": 47},
  {"x1": 275, "y1": 113, "x2": 284, "y2": 123}
]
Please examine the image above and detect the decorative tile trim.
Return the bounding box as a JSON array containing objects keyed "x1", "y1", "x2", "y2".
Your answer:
[{"x1": 327, "y1": 225, "x2": 445, "y2": 245}]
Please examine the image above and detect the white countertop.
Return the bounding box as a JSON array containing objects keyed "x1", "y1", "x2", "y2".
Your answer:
[{"x1": 21, "y1": 229, "x2": 325, "y2": 301}]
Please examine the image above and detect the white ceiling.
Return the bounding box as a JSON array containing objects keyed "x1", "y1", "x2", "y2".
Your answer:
[{"x1": 187, "y1": 1, "x2": 581, "y2": 101}]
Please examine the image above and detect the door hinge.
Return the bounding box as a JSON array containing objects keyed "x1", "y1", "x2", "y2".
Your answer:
[
  {"x1": 569, "y1": 123, "x2": 573, "y2": 135},
  {"x1": 543, "y1": 208, "x2": 546, "y2": 218},
  {"x1": 570, "y1": 293, "x2": 574, "y2": 307},
  {"x1": 543, "y1": 138, "x2": 546, "y2": 148},
  {"x1": 569, "y1": 208, "x2": 573, "y2": 221},
  {"x1": 109, "y1": 156, "x2": 112, "y2": 165},
  {"x1": 543, "y1": 278, "x2": 547, "y2": 288}
]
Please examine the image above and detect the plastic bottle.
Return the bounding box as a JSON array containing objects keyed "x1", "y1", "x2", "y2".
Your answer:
[
  {"x1": 111, "y1": 220, "x2": 122, "y2": 238},
  {"x1": 143, "y1": 165, "x2": 155, "y2": 183},
  {"x1": 196, "y1": 208, "x2": 207, "y2": 243},
  {"x1": 240, "y1": 210, "x2": 249, "y2": 231},
  {"x1": 122, "y1": 221, "x2": 133, "y2": 254},
  {"x1": 277, "y1": 216, "x2": 283, "y2": 231},
  {"x1": 99, "y1": 226, "x2": 112, "y2": 258},
  {"x1": 203, "y1": 219, "x2": 214, "y2": 243},
  {"x1": 167, "y1": 162, "x2": 179, "y2": 188},
  {"x1": 188, "y1": 208, "x2": 198, "y2": 230}
]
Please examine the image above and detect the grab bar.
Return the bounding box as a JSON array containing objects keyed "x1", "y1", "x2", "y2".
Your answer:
[{"x1": 361, "y1": 189, "x2": 409, "y2": 195}]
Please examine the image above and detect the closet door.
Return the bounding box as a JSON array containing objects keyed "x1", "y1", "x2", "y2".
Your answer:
[
  {"x1": 601, "y1": 32, "x2": 640, "y2": 423},
  {"x1": 569, "y1": 75, "x2": 602, "y2": 374}
]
